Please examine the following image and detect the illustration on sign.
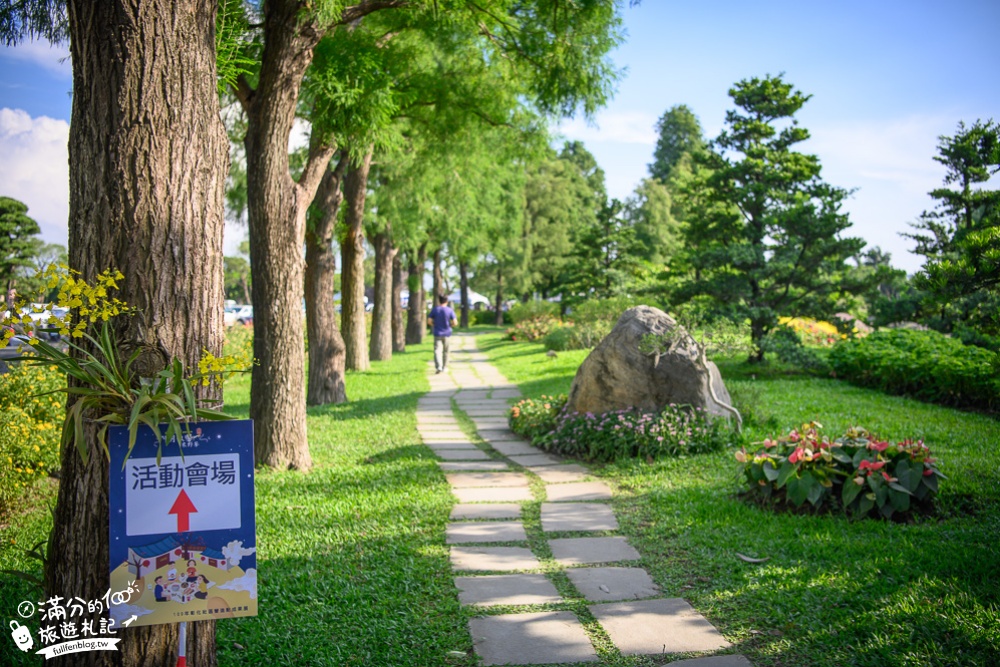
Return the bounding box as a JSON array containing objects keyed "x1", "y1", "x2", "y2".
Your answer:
[{"x1": 108, "y1": 421, "x2": 257, "y2": 628}]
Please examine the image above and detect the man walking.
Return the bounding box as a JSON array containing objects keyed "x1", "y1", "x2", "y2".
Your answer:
[{"x1": 428, "y1": 294, "x2": 457, "y2": 373}]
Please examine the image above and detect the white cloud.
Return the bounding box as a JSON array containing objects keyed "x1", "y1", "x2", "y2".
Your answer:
[
  {"x1": 0, "y1": 40, "x2": 71, "y2": 77},
  {"x1": 0, "y1": 108, "x2": 69, "y2": 247},
  {"x1": 557, "y1": 110, "x2": 659, "y2": 146},
  {"x1": 222, "y1": 539, "x2": 256, "y2": 568}
]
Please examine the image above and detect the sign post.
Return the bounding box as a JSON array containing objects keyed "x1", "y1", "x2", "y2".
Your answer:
[{"x1": 108, "y1": 420, "x2": 257, "y2": 630}]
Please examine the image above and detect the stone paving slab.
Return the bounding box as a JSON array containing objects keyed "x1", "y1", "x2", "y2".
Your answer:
[
  {"x1": 529, "y1": 465, "x2": 589, "y2": 483},
  {"x1": 447, "y1": 521, "x2": 528, "y2": 544},
  {"x1": 508, "y1": 453, "x2": 564, "y2": 467},
  {"x1": 450, "y1": 503, "x2": 522, "y2": 520},
  {"x1": 426, "y1": 444, "x2": 480, "y2": 453},
  {"x1": 491, "y1": 389, "x2": 522, "y2": 399},
  {"x1": 589, "y1": 599, "x2": 731, "y2": 655},
  {"x1": 469, "y1": 611, "x2": 599, "y2": 665},
  {"x1": 454, "y1": 487, "x2": 533, "y2": 502},
  {"x1": 465, "y1": 410, "x2": 510, "y2": 418},
  {"x1": 456, "y1": 574, "x2": 562, "y2": 607},
  {"x1": 418, "y1": 431, "x2": 470, "y2": 440},
  {"x1": 414, "y1": 411, "x2": 455, "y2": 419},
  {"x1": 541, "y1": 503, "x2": 617, "y2": 532},
  {"x1": 565, "y1": 567, "x2": 660, "y2": 602},
  {"x1": 549, "y1": 537, "x2": 641, "y2": 565},
  {"x1": 545, "y1": 481, "x2": 613, "y2": 502},
  {"x1": 439, "y1": 461, "x2": 511, "y2": 472},
  {"x1": 476, "y1": 430, "x2": 522, "y2": 442},
  {"x1": 451, "y1": 546, "x2": 541, "y2": 571},
  {"x1": 668, "y1": 656, "x2": 753, "y2": 667},
  {"x1": 473, "y1": 421, "x2": 511, "y2": 431},
  {"x1": 488, "y1": 441, "x2": 539, "y2": 456},
  {"x1": 446, "y1": 472, "x2": 530, "y2": 488},
  {"x1": 436, "y1": 450, "x2": 491, "y2": 461}
]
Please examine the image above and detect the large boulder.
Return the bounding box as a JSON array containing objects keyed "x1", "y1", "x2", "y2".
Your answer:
[{"x1": 565, "y1": 306, "x2": 734, "y2": 419}]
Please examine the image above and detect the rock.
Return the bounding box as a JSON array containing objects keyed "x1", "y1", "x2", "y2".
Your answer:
[{"x1": 565, "y1": 306, "x2": 734, "y2": 419}]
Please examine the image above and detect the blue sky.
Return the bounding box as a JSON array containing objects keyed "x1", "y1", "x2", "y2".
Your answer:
[{"x1": 1, "y1": 1, "x2": 998, "y2": 272}]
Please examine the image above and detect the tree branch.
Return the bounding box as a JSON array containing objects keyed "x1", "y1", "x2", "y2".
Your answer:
[
  {"x1": 233, "y1": 73, "x2": 255, "y2": 112},
  {"x1": 339, "y1": 1, "x2": 409, "y2": 27},
  {"x1": 297, "y1": 136, "x2": 339, "y2": 204}
]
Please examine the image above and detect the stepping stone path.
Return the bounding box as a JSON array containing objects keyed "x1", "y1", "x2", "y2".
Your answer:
[{"x1": 415, "y1": 333, "x2": 749, "y2": 665}]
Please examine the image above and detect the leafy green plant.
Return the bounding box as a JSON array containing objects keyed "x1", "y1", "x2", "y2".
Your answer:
[
  {"x1": 539, "y1": 403, "x2": 733, "y2": 462},
  {"x1": 509, "y1": 394, "x2": 566, "y2": 440},
  {"x1": 508, "y1": 300, "x2": 559, "y2": 324},
  {"x1": 761, "y1": 326, "x2": 831, "y2": 375},
  {"x1": 2, "y1": 265, "x2": 246, "y2": 466},
  {"x1": 829, "y1": 329, "x2": 1000, "y2": 411},
  {"x1": 542, "y1": 320, "x2": 613, "y2": 350},
  {"x1": 505, "y1": 314, "x2": 561, "y2": 342},
  {"x1": 737, "y1": 422, "x2": 945, "y2": 518}
]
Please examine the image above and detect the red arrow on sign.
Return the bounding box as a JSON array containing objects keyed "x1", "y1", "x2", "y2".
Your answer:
[{"x1": 168, "y1": 489, "x2": 198, "y2": 532}]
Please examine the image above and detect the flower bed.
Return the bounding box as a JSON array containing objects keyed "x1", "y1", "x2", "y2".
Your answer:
[
  {"x1": 736, "y1": 422, "x2": 945, "y2": 519},
  {"x1": 510, "y1": 395, "x2": 732, "y2": 463}
]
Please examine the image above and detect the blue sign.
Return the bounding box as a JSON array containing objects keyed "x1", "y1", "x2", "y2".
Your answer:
[{"x1": 108, "y1": 420, "x2": 257, "y2": 628}]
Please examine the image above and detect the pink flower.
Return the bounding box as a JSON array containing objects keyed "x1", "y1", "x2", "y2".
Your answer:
[
  {"x1": 868, "y1": 440, "x2": 890, "y2": 453},
  {"x1": 788, "y1": 447, "x2": 804, "y2": 464}
]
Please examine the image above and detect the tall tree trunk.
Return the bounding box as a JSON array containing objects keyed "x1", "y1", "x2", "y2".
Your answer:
[
  {"x1": 242, "y1": 0, "x2": 334, "y2": 470},
  {"x1": 305, "y1": 159, "x2": 348, "y2": 405},
  {"x1": 342, "y1": 149, "x2": 373, "y2": 371},
  {"x1": 495, "y1": 267, "x2": 505, "y2": 325},
  {"x1": 406, "y1": 244, "x2": 427, "y2": 344},
  {"x1": 370, "y1": 225, "x2": 397, "y2": 361},
  {"x1": 459, "y1": 260, "x2": 470, "y2": 328},
  {"x1": 241, "y1": 274, "x2": 252, "y2": 305},
  {"x1": 391, "y1": 252, "x2": 405, "y2": 353},
  {"x1": 432, "y1": 247, "x2": 443, "y2": 302},
  {"x1": 52, "y1": 2, "x2": 228, "y2": 665}
]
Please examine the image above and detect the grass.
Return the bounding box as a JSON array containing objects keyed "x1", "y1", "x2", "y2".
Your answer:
[
  {"x1": 479, "y1": 332, "x2": 1000, "y2": 667},
  {"x1": 2, "y1": 328, "x2": 997, "y2": 666}
]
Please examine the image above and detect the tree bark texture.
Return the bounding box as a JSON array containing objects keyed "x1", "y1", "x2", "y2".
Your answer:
[
  {"x1": 495, "y1": 268, "x2": 505, "y2": 325},
  {"x1": 369, "y1": 225, "x2": 397, "y2": 361},
  {"x1": 242, "y1": 0, "x2": 335, "y2": 469},
  {"x1": 53, "y1": 2, "x2": 228, "y2": 665},
  {"x1": 432, "y1": 247, "x2": 443, "y2": 302},
  {"x1": 341, "y1": 149, "x2": 373, "y2": 372},
  {"x1": 405, "y1": 244, "x2": 427, "y2": 344},
  {"x1": 459, "y1": 261, "x2": 470, "y2": 328},
  {"x1": 305, "y1": 160, "x2": 348, "y2": 405},
  {"x1": 391, "y1": 252, "x2": 405, "y2": 353}
]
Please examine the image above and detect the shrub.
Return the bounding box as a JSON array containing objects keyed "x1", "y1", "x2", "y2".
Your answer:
[
  {"x1": 508, "y1": 301, "x2": 559, "y2": 324},
  {"x1": 0, "y1": 364, "x2": 64, "y2": 515},
  {"x1": 567, "y1": 296, "x2": 638, "y2": 326},
  {"x1": 736, "y1": 423, "x2": 945, "y2": 519},
  {"x1": 778, "y1": 316, "x2": 843, "y2": 347},
  {"x1": 761, "y1": 326, "x2": 831, "y2": 375},
  {"x1": 540, "y1": 404, "x2": 732, "y2": 462},
  {"x1": 470, "y1": 310, "x2": 505, "y2": 326},
  {"x1": 505, "y1": 315, "x2": 561, "y2": 342},
  {"x1": 542, "y1": 320, "x2": 613, "y2": 351},
  {"x1": 509, "y1": 395, "x2": 566, "y2": 441},
  {"x1": 829, "y1": 329, "x2": 1000, "y2": 411}
]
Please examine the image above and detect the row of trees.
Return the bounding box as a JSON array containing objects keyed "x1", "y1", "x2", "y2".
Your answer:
[{"x1": 2, "y1": 1, "x2": 630, "y2": 664}]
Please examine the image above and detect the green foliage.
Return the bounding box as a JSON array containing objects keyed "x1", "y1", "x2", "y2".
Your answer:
[
  {"x1": 541, "y1": 404, "x2": 732, "y2": 463},
  {"x1": 623, "y1": 178, "x2": 683, "y2": 264},
  {"x1": 563, "y1": 198, "x2": 643, "y2": 301},
  {"x1": 508, "y1": 394, "x2": 566, "y2": 442},
  {"x1": 674, "y1": 75, "x2": 868, "y2": 360},
  {"x1": 224, "y1": 255, "x2": 252, "y2": 303},
  {"x1": 760, "y1": 326, "x2": 831, "y2": 375},
  {"x1": 215, "y1": 0, "x2": 256, "y2": 94},
  {"x1": 567, "y1": 295, "x2": 638, "y2": 326},
  {"x1": 0, "y1": 0, "x2": 67, "y2": 47},
  {"x1": 0, "y1": 364, "x2": 62, "y2": 515},
  {"x1": 469, "y1": 309, "x2": 504, "y2": 326},
  {"x1": 508, "y1": 300, "x2": 559, "y2": 324},
  {"x1": 0, "y1": 196, "x2": 41, "y2": 288},
  {"x1": 906, "y1": 119, "x2": 1000, "y2": 342},
  {"x1": 505, "y1": 314, "x2": 560, "y2": 342},
  {"x1": 649, "y1": 103, "x2": 705, "y2": 182},
  {"x1": 829, "y1": 329, "x2": 1000, "y2": 411},
  {"x1": 542, "y1": 321, "x2": 610, "y2": 351},
  {"x1": 737, "y1": 423, "x2": 945, "y2": 520}
]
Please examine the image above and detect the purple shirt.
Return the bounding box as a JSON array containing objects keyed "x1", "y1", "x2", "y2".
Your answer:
[{"x1": 430, "y1": 305, "x2": 456, "y2": 337}]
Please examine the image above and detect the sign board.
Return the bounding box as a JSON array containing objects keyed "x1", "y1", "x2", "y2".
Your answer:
[{"x1": 108, "y1": 420, "x2": 257, "y2": 628}]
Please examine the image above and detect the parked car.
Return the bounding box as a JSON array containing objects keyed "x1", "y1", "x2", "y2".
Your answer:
[
  {"x1": 0, "y1": 333, "x2": 32, "y2": 374},
  {"x1": 231, "y1": 305, "x2": 253, "y2": 326}
]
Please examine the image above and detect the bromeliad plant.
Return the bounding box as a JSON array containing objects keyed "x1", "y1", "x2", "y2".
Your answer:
[
  {"x1": 736, "y1": 422, "x2": 946, "y2": 519},
  {"x1": 2, "y1": 265, "x2": 248, "y2": 465}
]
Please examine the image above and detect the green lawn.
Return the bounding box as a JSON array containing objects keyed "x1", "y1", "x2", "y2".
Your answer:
[
  {"x1": 3, "y1": 331, "x2": 997, "y2": 666},
  {"x1": 478, "y1": 332, "x2": 1000, "y2": 667},
  {"x1": 0, "y1": 341, "x2": 481, "y2": 667}
]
